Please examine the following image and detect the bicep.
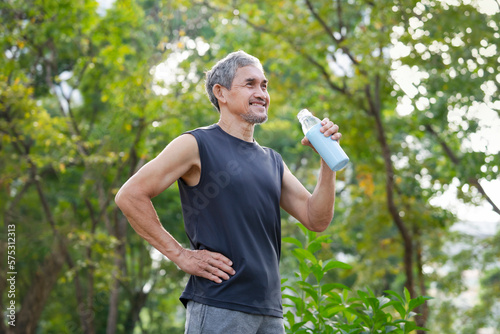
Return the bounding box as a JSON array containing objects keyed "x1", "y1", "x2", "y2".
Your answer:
[
  {"x1": 280, "y1": 163, "x2": 311, "y2": 226},
  {"x1": 118, "y1": 134, "x2": 199, "y2": 199}
]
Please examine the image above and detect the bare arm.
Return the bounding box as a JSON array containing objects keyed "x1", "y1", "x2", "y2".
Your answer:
[
  {"x1": 115, "y1": 134, "x2": 235, "y2": 283},
  {"x1": 280, "y1": 118, "x2": 340, "y2": 232}
]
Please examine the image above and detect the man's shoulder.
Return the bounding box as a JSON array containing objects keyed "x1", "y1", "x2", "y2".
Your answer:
[
  {"x1": 182, "y1": 124, "x2": 218, "y2": 141},
  {"x1": 261, "y1": 146, "x2": 282, "y2": 158},
  {"x1": 187, "y1": 124, "x2": 218, "y2": 134}
]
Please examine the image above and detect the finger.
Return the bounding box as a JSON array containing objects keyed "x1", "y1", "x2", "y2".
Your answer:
[
  {"x1": 207, "y1": 257, "x2": 235, "y2": 276},
  {"x1": 204, "y1": 271, "x2": 223, "y2": 284},
  {"x1": 320, "y1": 121, "x2": 336, "y2": 135},
  {"x1": 210, "y1": 252, "x2": 233, "y2": 267},
  {"x1": 209, "y1": 266, "x2": 232, "y2": 281},
  {"x1": 319, "y1": 118, "x2": 330, "y2": 132},
  {"x1": 199, "y1": 259, "x2": 233, "y2": 283},
  {"x1": 324, "y1": 124, "x2": 339, "y2": 137},
  {"x1": 209, "y1": 253, "x2": 236, "y2": 275},
  {"x1": 193, "y1": 258, "x2": 223, "y2": 281},
  {"x1": 301, "y1": 137, "x2": 311, "y2": 146},
  {"x1": 331, "y1": 132, "x2": 342, "y2": 141},
  {"x1": 208, "y1": 273, "x2": 226, "y2": 284}
]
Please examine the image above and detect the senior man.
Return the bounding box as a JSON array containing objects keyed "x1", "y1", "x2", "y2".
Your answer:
[{"x1": 115, "y1": 50, "x2": 342, "y2": 333}]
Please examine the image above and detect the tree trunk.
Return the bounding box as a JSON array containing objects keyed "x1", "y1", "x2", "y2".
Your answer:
[
  {"x1": 365, "y1": 83, "x2": 415, "y2": 297},
  {"x1": 106, "y1": 211, "x2": 128, "y2": 334},
  {"x1": 107, "y1": 120, "x2": 147, "y2": 333},
  {"x1": 415, "y1": 230, "x2": 429, "y2": 334},
  {"x1": 14, "y1": 243, "x2": 66, "y2": 334},
  {"x1": 1, "y1": 180, "x2": 34, "y2": 334},
  {"x1": 124, "y1": 288, "x2": 150, "y2": 332}
]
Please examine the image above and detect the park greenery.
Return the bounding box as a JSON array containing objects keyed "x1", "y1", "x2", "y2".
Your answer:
[{"x1": 1, "y1": 0, "x2": 499, "y2": 333}]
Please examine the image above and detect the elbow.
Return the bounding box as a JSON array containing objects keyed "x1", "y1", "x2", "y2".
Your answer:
[
  {"x1": 114, "y1": 187, "x2": 129, "y2": 210},
  {"x1": 307, "y1": 213, "x2": 334, "y2": 233},
  {"x1": 115, "y1": 185, "x2": 152, "y2": 211},
  {"x1": 114, "y1": 190, "x2": 124, "y2": 209},
  {"x1": 308, "y1": 222, "x2": 329, "y2": 233},
  {"x1": 304, "y1": 197, "x2": 335, "y2": 232}
]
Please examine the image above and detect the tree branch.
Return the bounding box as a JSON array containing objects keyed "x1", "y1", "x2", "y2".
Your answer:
[
  {"x1": 425, "y1": 124, "x2": 500, "y2": 216},
  {"x1": 304, "y1": 0, "x2": 360, "y2": 68},
  {"x1": 237, "y1": 15, "x2": 349, "y2": 95},
  {"x1": 304, "y1": 0, "x2": 340, "y2": 44},
  {"x1": 469, "y1": 178, "x2": 500, "y2": 216},
  {"x1": 424, "y1": 124, "x2": 460, "y2": 164},
  {"x1": 335, "y1": 0, "x2": 345, "y2": 41}
]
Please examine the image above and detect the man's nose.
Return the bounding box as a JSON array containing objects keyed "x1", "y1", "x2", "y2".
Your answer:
[{"x1": 254, "y1": 86, "x2": 267, "y2": 98}]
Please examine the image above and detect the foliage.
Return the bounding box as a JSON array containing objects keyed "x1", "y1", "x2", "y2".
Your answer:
[
  {"x1": 282, "y1": 224, "x2": 431, "y2": 333},
  {"x1": 0, "y1": 0, "x2": 205, "y2": 332}
]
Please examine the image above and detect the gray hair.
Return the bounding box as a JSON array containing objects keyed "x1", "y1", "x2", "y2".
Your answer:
[{"x1": 205, "y1": 51, "x2": 263, "y2": 112}]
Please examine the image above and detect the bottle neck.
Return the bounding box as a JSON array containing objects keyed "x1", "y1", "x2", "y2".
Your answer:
[{"x1": 298, "y1": 111, "x2": 320, "y2": 134}]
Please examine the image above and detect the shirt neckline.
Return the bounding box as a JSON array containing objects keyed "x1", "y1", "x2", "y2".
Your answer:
[{"x1": 214, "y1": 124, "x2": 259, "y2": 146}]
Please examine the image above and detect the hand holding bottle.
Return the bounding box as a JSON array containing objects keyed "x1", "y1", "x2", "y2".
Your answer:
[
  {"x1": 301, "y1": 118, "x2": 341, "y2": 149},
  {"x1": 297, "y1": 109, "x2": 349, "y2": 171}
]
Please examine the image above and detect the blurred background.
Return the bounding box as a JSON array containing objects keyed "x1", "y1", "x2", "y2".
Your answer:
[{"x1": 1, "y1": 0, "x2": 499, "y2": 333}]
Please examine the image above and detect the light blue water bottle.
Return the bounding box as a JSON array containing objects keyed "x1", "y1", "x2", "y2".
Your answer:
[{"x1": 297, "y1": 109, "x2": 349, "y2": 171}]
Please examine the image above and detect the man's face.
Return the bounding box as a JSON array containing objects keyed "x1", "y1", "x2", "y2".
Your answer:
[{"x1": 224, "y1": 65, "x2": 270, "y2": 124}]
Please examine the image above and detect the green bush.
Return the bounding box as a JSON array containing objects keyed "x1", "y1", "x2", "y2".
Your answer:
[{"x1": 282, "y1": 224, "x2": 431, "y2": 334}]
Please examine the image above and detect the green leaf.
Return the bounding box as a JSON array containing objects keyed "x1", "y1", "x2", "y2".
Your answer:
[
  {"x1": 282, "y1": 236, "x2": 303, "y2": 248},
  {"x1": 306, "y1": 235, "x2": 332, "y2": 253},
  {"x1": 322, "y1": 283, "x2": 349, "y2": 295},
  {"x1": 384, "y1": 290, "x2": 405, "y2": 303},
  {"x1": 393, "y1": 303, "x2": 406, "y2": 319},
  {"x1": 385, "y1": 325, "x2": 399, "y2": 333},
  {"x1": 293, "y1": 248, "x2": 318, "y2": 264},
  {"x1": 283, "y1": 294, "x2": 305, "y2": 309},
  {"x1": 403, "y1": 287, "x2": 411, "y2": 303},
  {"x1": 291, "y1": 321, "x2": 308, "y2": 331},
  {"x1": 380, "y1": 300, "x2": 400, "y2": 310},
  {"x1": 403, "y1": 320, "x2": 417, "y2": 333},
  {"x1": 325, "y1": 305, "x2": 345, "y2": 317},
  {"x1": 299, "y1": 260, "x2": 312, "y2": 280},
  {"x1": 311, "y1": 263, "x2": 325, "y2": 283},
  {"x1": 323, "y1": 260, "x2": 352, "y2": 271},
  {"x1": 357, "y1": 290, "x2": 368, "y2": 301},
  {"x1": 408, "y1": 296, "x2": 432, "y2": 312}
]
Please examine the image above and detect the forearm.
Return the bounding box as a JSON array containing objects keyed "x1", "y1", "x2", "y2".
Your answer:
[
  {"x1": 115, "y1": 192, "x2": 184, "y2": 263},
  {"x1": 116, "y1": 190, "x2": 235, "y2": 283},
  {"x1": 307, "y1": 159, "x2": 336, "y2": 231}
]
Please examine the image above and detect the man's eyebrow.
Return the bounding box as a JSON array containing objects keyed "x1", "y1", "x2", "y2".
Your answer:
[{"x1": 244, "y1": 78, "x2": 268, "y2": 84}]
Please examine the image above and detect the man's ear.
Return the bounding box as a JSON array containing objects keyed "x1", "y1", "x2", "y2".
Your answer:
[{"x1": 213, "y1": 84, "x2": 227, "y2": 104}]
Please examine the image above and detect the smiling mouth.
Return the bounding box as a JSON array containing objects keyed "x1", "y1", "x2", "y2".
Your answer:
[{"x1": 250, "y1": 101, "x2": 266, "y2": 107}]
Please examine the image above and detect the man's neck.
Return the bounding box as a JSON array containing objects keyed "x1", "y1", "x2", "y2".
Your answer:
[{"x1": 217, "y1": 114, "x2": 255, "y2": 142}]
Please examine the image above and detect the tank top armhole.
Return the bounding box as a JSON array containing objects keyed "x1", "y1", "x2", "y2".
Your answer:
[
  {"x1": 273, "y1": 150, "x2": 284, "y2": 187},
  {"x1": 178, "y1": 131, "x2": 205, "y2": 189}
]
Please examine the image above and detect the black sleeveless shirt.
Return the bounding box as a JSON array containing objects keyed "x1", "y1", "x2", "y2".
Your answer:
[{"x1": 177, "y1": 124, "x2": 284, "y2": 317}]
